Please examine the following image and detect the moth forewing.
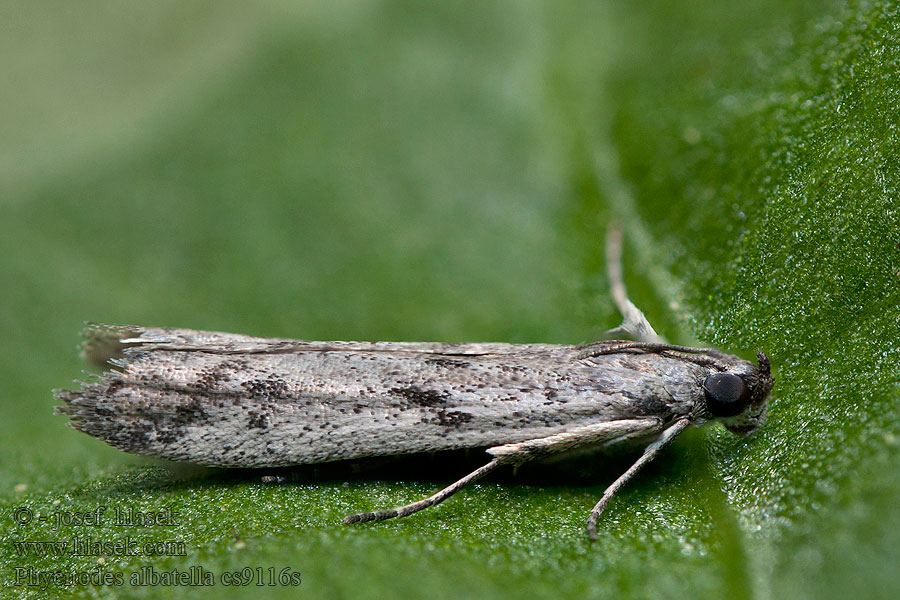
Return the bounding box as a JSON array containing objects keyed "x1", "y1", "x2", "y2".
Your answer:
[{"x1": 57, "y1": 326, "x2": 694, "y2": 467}]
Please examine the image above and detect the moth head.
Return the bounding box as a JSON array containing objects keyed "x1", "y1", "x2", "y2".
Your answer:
[{"x1": 703, "y1": 351, "x2": 774, "y2": 436}]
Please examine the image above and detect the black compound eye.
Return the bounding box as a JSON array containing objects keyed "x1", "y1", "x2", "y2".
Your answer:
[{"x1": 703, "y1": 373, "x2": 751, "y2": 417}]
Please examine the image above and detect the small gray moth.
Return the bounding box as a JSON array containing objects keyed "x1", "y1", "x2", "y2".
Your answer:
[{"x1": 55, "y1": 230, "x2": 774, "y2": 539}]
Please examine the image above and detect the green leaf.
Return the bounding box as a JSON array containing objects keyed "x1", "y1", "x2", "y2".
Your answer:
[{"x1": 2, "y1": 1, "x2": 898, "y2": 598}]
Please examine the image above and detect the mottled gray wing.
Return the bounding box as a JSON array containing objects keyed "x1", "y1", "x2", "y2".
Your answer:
[{"x1": 57, "y1": 324, "x2": 703, "y2": 467}]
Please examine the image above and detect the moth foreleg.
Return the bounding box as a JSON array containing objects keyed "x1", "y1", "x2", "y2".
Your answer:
[
  {"x1": 605, "y1": 223, "x2": 665, "y2": 344},
  {"x1": 585, "y1": 418, "x2": 692, "y2": 540}
]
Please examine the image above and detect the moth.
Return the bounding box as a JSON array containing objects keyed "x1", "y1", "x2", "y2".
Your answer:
[{"x1": 56, "y1": 230, "x2": 774, "y2": 538}]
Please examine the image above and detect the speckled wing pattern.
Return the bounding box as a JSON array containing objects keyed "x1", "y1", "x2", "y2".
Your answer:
[{"x1": 55, "y1": 324, "x2": 707, "y2": 467}]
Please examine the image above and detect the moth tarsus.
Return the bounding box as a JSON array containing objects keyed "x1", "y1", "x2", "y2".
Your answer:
[{"x1": 55, "y1": 227, "x2": 774, "y2": 539}]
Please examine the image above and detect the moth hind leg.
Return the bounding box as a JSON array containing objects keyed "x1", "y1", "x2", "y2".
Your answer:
[{"x1": 343, "y1": 457, "x2": 507, "y2": 524}]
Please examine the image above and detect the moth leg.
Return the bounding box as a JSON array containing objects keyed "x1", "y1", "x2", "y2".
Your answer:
[
  {"x1": 343, "y1": 457, "x2": 508, "y2": 524},
  {"x1": 343, "y1": 419, "x2": 661, "y2": 526},
  {"x1": 586, "y1": 418, "x2": 692, "y2": 540},
  {"x1": 605, "y1": 223, "x2": 665, "y2": 344}
]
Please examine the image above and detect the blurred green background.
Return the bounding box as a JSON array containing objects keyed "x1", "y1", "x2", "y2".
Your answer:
[{"x1": 2, "y1": 0, "x2": 899, "y2": 598}]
